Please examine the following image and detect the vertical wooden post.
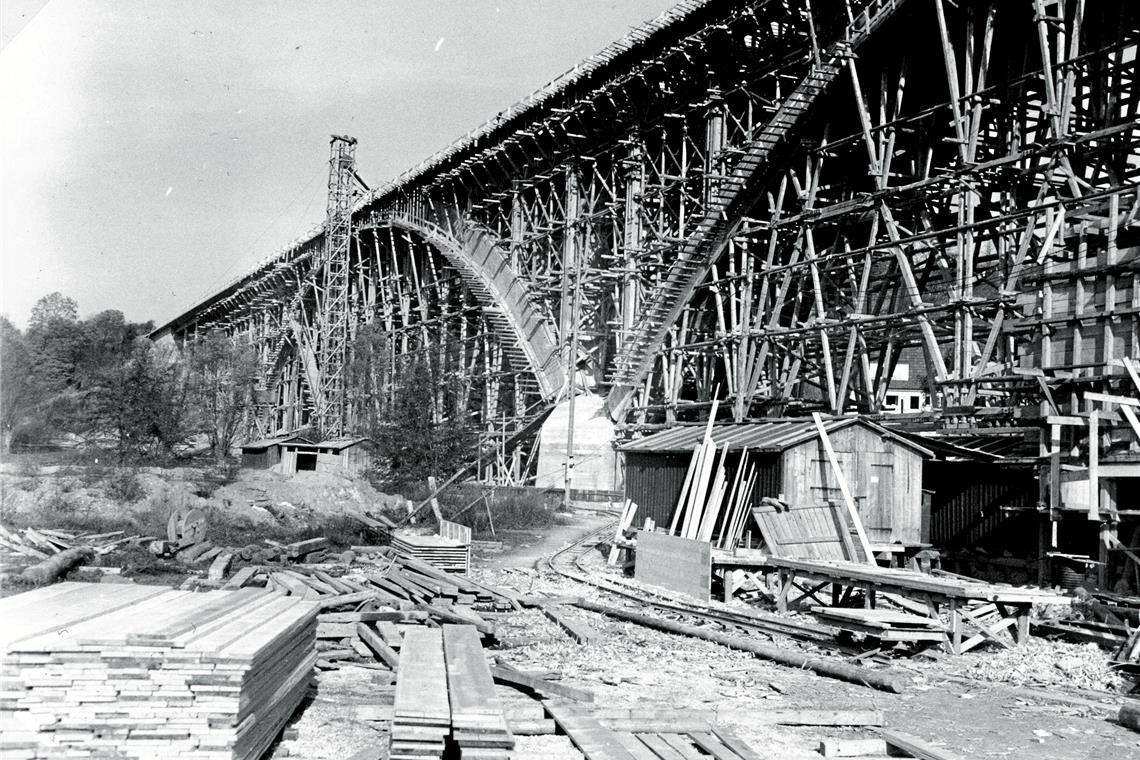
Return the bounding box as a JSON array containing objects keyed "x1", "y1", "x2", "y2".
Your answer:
[
  {"x1": 1089, "y1": 410, "x2": 1100, "y2": 521},
  {"x1": 621, "y1": 141, "x2": 644, "y2": 354}
]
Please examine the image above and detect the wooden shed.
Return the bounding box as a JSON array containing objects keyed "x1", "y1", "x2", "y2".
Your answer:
[
  {"x1": 621, "y1": 418, "x2": 931, "y2": 543},
  {"x1": 240, "y1": 435, "x2": 312, "y2": 470},
  {"x1": 281, "y1": 437, "x2": 374, "y2": 476}
]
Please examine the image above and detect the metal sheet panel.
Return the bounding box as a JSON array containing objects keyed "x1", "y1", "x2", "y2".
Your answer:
[
  {"x1": 624, "y1": 452, "x2": 691, "y2": 527},
  {"x1": 625, "y1": 451, "x2": 782, "y2": 530}
]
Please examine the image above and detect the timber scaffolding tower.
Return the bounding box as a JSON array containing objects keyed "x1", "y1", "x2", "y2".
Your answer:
[
  {"x1": 150, "y1": 0, "x2": 1140, "y2": 499},
  {"x1": 317, "y1": 135, "x2": 357, "y2": 439}
]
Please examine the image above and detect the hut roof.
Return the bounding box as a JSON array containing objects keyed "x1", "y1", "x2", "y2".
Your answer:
[
  {"x1": 620, "y1": 417, "x2": 931, "y2": 456},
  {"x1": 241, "y1": 435, "x2": 313, "y2": 452}
]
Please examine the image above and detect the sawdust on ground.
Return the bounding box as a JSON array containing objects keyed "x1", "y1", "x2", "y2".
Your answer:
[{"x1": 113, "y1": 507, "x2": 1133, "y2": 760}]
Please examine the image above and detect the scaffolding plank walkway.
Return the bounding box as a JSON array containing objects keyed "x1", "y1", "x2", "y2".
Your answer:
[{"x1": 767, "y1": 557, "x2": 1069, "y2": 653}]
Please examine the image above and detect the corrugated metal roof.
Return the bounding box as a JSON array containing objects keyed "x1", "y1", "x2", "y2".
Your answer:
[{"x1": 620, "y1": 418, "x2": 932, "y2": 456}]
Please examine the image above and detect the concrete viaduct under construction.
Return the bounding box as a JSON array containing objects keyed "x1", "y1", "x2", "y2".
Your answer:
[{"x1": 155, "y1": 0, "x2": 1139, "y2": 551}]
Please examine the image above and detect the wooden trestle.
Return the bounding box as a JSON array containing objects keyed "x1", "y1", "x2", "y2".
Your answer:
[{"x1": 151, "y1": 0, "x2": 1139, "y2": 491}]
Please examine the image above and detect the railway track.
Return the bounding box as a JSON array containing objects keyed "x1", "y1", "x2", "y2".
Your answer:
[
  {"x1": 540, "y1": 520, "x2": 835, "y2": 642},
  {"x1": 536, "y1": 520, "x2": 908, "y2": 692}
]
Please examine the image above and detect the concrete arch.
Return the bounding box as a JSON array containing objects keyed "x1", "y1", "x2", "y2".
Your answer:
[{"x1": 381, "y1": 210, "x2": 565, "y2": 401}]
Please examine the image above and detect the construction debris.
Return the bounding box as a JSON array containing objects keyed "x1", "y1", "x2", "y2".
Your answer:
[
  {"x1": 0, "y1": 524, "x2": 146, "y2": 559},
  {"x1": 959, "y1": 636, "x2": 1126, "y2": 692},
  {"x1": 574, "y1": 597, "x2": 906, "y2": 693}
]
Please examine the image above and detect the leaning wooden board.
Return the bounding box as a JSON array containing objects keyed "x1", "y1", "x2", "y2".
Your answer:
[{"x1": 634, "y1": 530, "x2": 712, "y2": 602}]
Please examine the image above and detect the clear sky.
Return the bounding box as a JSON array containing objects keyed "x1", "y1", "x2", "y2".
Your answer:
[{"x1": 0, "y1": 0, "x2": 678, "y2": 328}]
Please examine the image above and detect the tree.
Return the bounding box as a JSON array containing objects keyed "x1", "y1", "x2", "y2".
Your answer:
[
  {"x1": 28, "y1": 292, "x2": 78, "y2": 331},
  {"x1": 0, "y1": 317, "x2": 37, "y2": 453},
  {"x1": 4, "y1": 294, "x2": 177, "y2": 457},
  {"x1": 184, "y1": 333, "x2": 259, "y2": 460},
  {"x1": 85, "y1": 341, "x2": 186, "y2": 462},
  {"x1": 354, "y1": 341, "x2": 477, "y2": 489},
  {"x1": 24, "y1": 293, "x2": 86, "y2": 429}
]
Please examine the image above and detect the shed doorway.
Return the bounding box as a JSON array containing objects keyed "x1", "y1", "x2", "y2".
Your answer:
[{"x1": 296, "y1": 452, "x2": 318, "y2": 472}]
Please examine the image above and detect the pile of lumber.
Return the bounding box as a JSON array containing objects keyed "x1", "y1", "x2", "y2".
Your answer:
[
  {"x1": 0, "y1": 524, "x2": 144, "y2": 560},
  {"x1": 157, "y1": 535, "x2": 333, "y2": 569},
  {"x1": 543, "y1": 701, "x2": 765, "y2": 760},
  {"x1": 667, "y1": 401, "x2": 759, "y2": 550},
  {"x1": 391, "y1": 625, "x2": 514, "y2": 759},
  {"x1": 389, "y1": 530, "x2": 471, "y2": 573},
  {"x1": 204, "y1": 547, "x2": 521, "y2": 674},
  {"x1": 812, "y1": 607, "x2": 945, "y2": 645},
  {"x1": 392, "y1": 629, "x2": 452, "y2": 759},
  {"x1": 218, "y1": 547, "x2": 517, "y2": 612},
  {"x1": 444, "y1": 625, "x2": 514, "y2": 758},
  {"x1": 0, "y1": 582, "x2": 318, "y2": 760}
]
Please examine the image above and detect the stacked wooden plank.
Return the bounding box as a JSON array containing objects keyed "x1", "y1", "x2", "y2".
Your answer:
[
  {"x1": 543, "y1": 701, "x2": 765, "y2": 760},
  {"x1": 390, "y1": 530, "x2": 471, "y2": 572},
  {"x1": 439, "y1": 519, "x2": 473, "y2": 573},
  {"x1": 205, "y1": 548, "x2": 523, "y2": 678},
  {"x1": 220, "y1": 548, "x2": 518, "y2": 612},
  {"x1": 444, "y1": 625, "x2": 514, "y2": 758},
  {"x1": 391, "y1": 628, "x2": 451, "y2": 760},
  {"x1": 390, "y1": 626, "x2": 515, "y2": 760},
  {"x1": 0, "y1": 582, "x2": 318, "y2": 760},
  {"x1": 811, "y1": 607, "x2": 945, "y2": 644}
]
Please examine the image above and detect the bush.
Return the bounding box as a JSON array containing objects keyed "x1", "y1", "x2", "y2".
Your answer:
[
  {"x1": 196, "y1": 461, "x2": 240, "y2": 498},
  {"x1": 80, "y1": 464, "x2": 112, "y2": 488},
  {"x1": 38, "y1": 489, "x2": 78, "y2": 519},
  {"x1": 104, "y1": 469, "x2": 145, "y2": 503},
  {"x1": 117, "y1": 544, "x2": 180, "y2": 576},
  {"x1": 15, "y1": 458, "x2": 41, "y2": 479},
  {"x1": 197, "y1": 506, "x2": 365, "y2": 550},
  {"x1": 442, "y1": 487, "x2": 554, "y2": 535}
]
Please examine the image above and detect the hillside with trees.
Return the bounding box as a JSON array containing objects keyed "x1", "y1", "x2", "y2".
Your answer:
[{"x1": 0, "y1": 292, "x2": 255, "y2": 462}]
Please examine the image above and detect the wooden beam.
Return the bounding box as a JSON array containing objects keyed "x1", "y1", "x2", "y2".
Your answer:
[
  {"x1": 1086, "y1": 391, "x2": 1140, "y2": 407},
  {"x1": 1121, "y1": 406, "x2": 1140, "y2": 443},
  {"x1": 880, "y1": 730, "x2": 965, "y2": 760}
]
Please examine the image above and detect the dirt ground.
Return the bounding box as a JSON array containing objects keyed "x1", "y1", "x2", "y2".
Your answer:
[{"x1": 267, "y1": 510, "x2": 1140, "y2": 760}]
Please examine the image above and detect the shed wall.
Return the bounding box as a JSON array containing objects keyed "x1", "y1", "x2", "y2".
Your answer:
[
  {"x1": 925, "y1": 461, "x2": 1037, "y2": 552},
  {"x1": 340, "y1": 445, "x2": 373, "y2": 475},
  {"x1": 241, "y1": 446, "x2": 281, "y2": 470},
  {"x1": 781, "y1": 425, "x2": 924, "y2": 543},
  {"x1": 624, "y1": 452, "x2": 691, "y2": 527}
]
